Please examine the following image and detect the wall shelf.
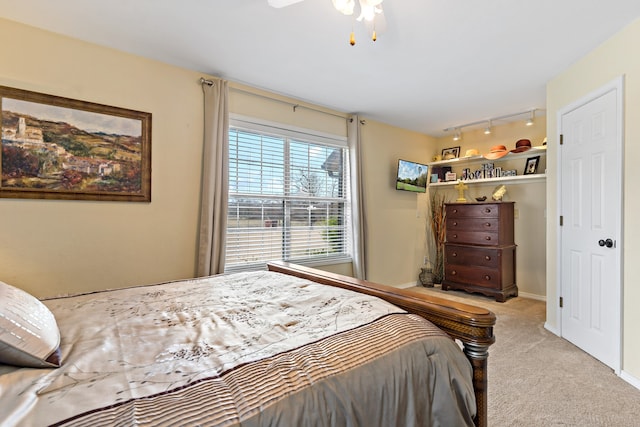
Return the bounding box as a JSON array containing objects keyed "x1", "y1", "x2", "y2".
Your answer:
[
  {"x1": 428, "y1": 147, "x2": 547, "y2": 168},
  {"x1": 429, "y1": 173, "x2": 546, "y2": 187},
  {"x1": 428, "y1": 147, "x2": 547, "y2": 188}
]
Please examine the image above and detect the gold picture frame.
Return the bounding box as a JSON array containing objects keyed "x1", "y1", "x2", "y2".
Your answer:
[{"x1": 0, "y1": 86, "x2": 151, "y2": 202}]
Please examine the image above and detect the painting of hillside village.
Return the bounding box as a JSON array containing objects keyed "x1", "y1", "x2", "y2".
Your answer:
[{"x1": 0, "y1": 86, "x2": 151, "y2": 201}]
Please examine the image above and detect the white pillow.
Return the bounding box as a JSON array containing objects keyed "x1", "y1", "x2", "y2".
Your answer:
[{"x1": 0, "y1": 281, "x2": 61, "y2": 368}]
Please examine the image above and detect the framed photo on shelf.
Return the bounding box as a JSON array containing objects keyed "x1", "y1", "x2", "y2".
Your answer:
[
  {"x1": 441, "y1": 146, "x2": 460, "y2": 159},
  {"x1": 524, "y1": 156, "x2": 540, "y2": 175},
  {"x1": 445, "y1": 172, "x2": 457, "y2": 182}
]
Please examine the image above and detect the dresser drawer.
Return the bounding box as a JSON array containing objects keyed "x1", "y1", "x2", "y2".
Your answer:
[
  {"x1": 445, "y1": 245, "x2": 499, "y2": 268},
  {"x1": 444, "y1": 264, "x2": 502, "y2": 289},
  {"x1": 447, "y1": 217, "x2": 499, "y2": 232},
  {"x1": 446, "y1": 230, "x2": 498, "y2": 246},
  {"x1": 446, "y1": 203, "x2": 501, "y2": 218}
]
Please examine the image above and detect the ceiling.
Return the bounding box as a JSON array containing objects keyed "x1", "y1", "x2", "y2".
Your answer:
[{"x1": 2, "y1": 1, "x2": 640, "y2": 136}]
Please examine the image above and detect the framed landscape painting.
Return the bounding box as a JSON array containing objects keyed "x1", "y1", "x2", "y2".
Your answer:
[{"x1": 0, "y1": 86, "x2": 151, "y2": 202}]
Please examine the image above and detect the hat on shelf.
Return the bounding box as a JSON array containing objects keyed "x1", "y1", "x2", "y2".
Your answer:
[
  {"x1": 484, "y1": 145, "x2": 509, "y2": 159},
  {"x1": 510, "y1": 139, "x2": 532, "y2": 153},
  {"x1": 464, "y1": 148, "x2": 480, "y2": 157},
  {"x1": 533, "y1": 137, "x2": 547, "y2": 149}
]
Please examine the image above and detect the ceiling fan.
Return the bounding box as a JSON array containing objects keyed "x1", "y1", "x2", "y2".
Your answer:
[
  {"x1": 267, "y1": 0, "x2": 386, "y2": 44},
  {"x1": 267, "y1": 0, "x2": 305, "y2": 8}
]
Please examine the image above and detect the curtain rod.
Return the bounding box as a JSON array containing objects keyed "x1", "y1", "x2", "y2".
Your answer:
[
  {"x1": 200, "y1": 77, "x2": 215, "y2": 86},
  {"x1": 199, "y1": 77, "x2": 349, "y2": 121},
  {"x1": 229, "y1": 86, "x2": 348, "y2": 121}
]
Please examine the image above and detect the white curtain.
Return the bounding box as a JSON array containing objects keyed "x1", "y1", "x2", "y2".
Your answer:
[
  {"x1": 197, "y1": 79, "x2": 229, "y2": 276},
  {"x1": 348, "y1": 115, "x2": 367, "y2": 280}
]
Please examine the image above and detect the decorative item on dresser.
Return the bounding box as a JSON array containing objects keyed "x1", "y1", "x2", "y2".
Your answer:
[{"x1": 442, "y1": 202, "x2": 518, "y2": 302}]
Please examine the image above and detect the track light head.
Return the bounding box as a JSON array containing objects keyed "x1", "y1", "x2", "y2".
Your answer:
[
  {"x1": 526, "y1": 110, "x2": 535, "y2": 126},
  {"x1": 484, "y1": 120, "x2": 492, "y2": 135}
]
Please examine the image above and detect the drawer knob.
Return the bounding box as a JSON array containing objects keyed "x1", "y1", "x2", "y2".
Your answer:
[
  {"x1": 452, "y1": 252, "x2": 458, "y2": 257},
  {"x1": 485, "y1": 222, "x2": 491, "y2": 227},
  {"x1": 451, "y1": 270, "x2": 457, "y2": 275},
  {"x1": 453, "y1": 234, "x2": 458, "y2": 239},
  {"x1": 484, "y1": 275, "x2": 491, "y2": 280},
  {"x1": 484, "y1": 208, "x2": 492, "y2": 213},
  {"x1": 485, "y1": 255, "x2": 491, "y2": 261},
  {"x1": 453, "y1": 221, "x2": 458, "y2": 226},
  {"x1": 485, "y1": 236, "x2": 491, "y2": 241},
  {"x1": 453, "y1": 209, "x2": 458, "y2": 213}
]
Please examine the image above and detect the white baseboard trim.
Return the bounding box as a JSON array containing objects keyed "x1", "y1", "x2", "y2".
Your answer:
[
  {"x1": 544, "y1": 322, "x2": 561, "y2": 336},
  {"x1": 399, "y1": 284, "x2": 548, "y2": 301},
  {"x1": 397, "y1": 282, "x2": 418, "y2": 289},
  {"x1": 620, "y1": 370, "x2": 640, "y2": 391},
  {"x1": 518, "y1": 291, "x2": 546, "y2": 301}
]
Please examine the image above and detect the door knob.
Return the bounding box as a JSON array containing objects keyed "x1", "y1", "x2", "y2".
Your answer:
[{"x1": 598, "y1": 238, "x2": 614, "y2": 248}]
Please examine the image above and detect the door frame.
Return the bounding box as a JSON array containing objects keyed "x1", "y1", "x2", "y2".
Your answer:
[{"x1": 555, "y1": 75, "x2": 624, "y2": 373}]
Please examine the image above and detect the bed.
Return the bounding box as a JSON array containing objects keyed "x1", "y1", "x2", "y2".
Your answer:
[{"x1": 0, "y1": 261, "x2": 495, "y2": 427}]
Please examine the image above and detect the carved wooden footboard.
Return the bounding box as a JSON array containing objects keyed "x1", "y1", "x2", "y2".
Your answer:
[{"x1": 267, "y1": 261, "x2": 496, "y2": 427}]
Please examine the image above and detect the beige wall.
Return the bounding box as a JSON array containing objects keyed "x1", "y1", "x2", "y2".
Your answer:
[
  {"x1": 1, "y1": 18, "x2": 435, "y2": 297},
  {"x1": 546, "y1": 18, "x2": 640, "y2": 383},
  {"x1": 434, "y1": 119, "x2": 548, "y2": 298},
  {"x1": 1, "y1": 18, "x2": 206, "y2": 297},
  {"x1": 360, "y1": 120, "x2": 434, "y2": 286}
]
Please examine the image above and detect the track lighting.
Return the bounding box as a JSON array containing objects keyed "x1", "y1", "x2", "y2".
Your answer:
[{"x1": 443, "y1": 108, "x2": 542, "y2": 137}]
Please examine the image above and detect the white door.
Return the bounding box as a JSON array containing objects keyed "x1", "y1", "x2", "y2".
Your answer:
[{"x1": 559, "y1": 78, "x2": 622, "y2": 372}]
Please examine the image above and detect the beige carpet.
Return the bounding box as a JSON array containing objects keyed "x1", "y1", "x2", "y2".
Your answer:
[{"x1": 409, "y1": 285, "x2": 640, "y2": 427}]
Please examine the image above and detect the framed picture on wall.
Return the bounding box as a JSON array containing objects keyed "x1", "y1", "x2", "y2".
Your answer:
[
  {"x1": 0, "y1": 85, "x2": 151, "y2": 202},
  {"x1": 524, "y1": 156, "x2": 540, "y2": 175},
  {"x1": 441, "y1": 146, "x2": 460, "y2": 160}
]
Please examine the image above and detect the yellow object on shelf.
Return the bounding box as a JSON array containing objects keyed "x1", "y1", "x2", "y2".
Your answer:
[{"x1": 454, "y1": 180, "x2": 468, "y2": 202}]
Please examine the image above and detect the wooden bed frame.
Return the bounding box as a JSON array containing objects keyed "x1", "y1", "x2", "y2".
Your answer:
[{"x1": 268, "y1": 261, "x2": 496, "y2": 427}]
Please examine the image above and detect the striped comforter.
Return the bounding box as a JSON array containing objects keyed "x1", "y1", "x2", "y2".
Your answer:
[{"x1": 0, "y1": 271, "x2": 475, "y2": 426}]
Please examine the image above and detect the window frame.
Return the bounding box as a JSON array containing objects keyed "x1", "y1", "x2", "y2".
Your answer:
[{"x1": 225, "y1": 115, "x2": 352, "y2": 273}]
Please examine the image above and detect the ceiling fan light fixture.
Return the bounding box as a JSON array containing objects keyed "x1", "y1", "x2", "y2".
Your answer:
[
  {"x1": 332, "y1": 0, "x2": 355, "y2": 15},
  {"x1": 357, "y1": 0, "x2": 383, "y2": 22},
  {"x1": 267, "y1": 0, "x2": 305, "y2": 8},
  {"x1": 269, "y1": 0, "x2": 384, "y2": 44}
]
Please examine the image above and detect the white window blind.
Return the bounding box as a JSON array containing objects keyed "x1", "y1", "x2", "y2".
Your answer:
[{"x1": 225, "y1": 120, "x2": 351, "y2": 272}]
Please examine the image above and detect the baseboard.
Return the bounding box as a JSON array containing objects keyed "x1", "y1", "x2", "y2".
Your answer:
[
  {"x1": 518, "y1": 291, "x2": 546, "y2": 301},
  {"x1": 401, "y1": 284, "x2": 548, "y2": 300},
  {"x1": 544, "y1": 322, "x2": 561, "y2": 336},
  {"x1": 397, "y1": 282, "x2": 418, "y2": 289},
  {"x1": 620, "y1": 370, "x2": 640, "y2": 391}
]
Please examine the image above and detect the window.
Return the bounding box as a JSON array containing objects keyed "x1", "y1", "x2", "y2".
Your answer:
[{"x1": 225, "y1": 118, "x2": 351, "y2": 272}]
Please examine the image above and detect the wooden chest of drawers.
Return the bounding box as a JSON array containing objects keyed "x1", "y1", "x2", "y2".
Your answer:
[{"x1": 442, "y1": 202, "x2": 518, "y2": 302}]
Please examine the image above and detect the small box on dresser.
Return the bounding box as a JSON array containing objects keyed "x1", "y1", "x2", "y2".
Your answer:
[{"x1": 442, "y1": 202, "x2": 518, "y2": 302}]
